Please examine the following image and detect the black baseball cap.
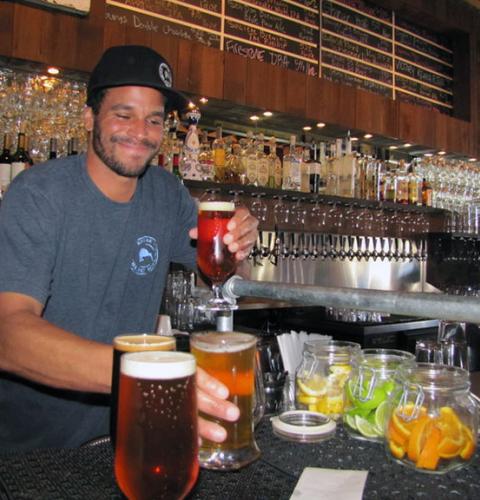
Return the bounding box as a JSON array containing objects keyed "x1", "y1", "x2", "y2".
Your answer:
[{"x1": 87, "y1": 45, "x2": 188, "y2": 112}]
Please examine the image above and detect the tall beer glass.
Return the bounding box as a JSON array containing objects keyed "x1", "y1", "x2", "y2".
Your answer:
[
  {"x1": 197, "y1": 201, "x2": 237, "y2": 311},
  {"x1": 110, "y1": 334, "x2": 175, "y2": 447},
  {"x1": 190, "y1": 331, "x2": 261, "y2": 470},
  {"x1": 115, "y1": 351, "x2": 198, "y2": 500}
]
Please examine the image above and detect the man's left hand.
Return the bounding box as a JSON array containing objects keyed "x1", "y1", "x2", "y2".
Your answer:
[{"x1": 189, "y1": 206, "x2": 259, "y2": 261}]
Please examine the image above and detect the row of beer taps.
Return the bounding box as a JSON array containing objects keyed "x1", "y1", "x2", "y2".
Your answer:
[{"x1": 248, "y1": 230, "x2": 428, "y2": 264}]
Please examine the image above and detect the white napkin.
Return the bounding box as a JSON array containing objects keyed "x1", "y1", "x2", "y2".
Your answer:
[{"x1": 290, "y1": 467, "x2": 368, "y2": 500}]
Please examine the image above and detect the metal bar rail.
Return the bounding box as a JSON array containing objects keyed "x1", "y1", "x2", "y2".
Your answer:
[{"x1": 223, "y1": 276, "x2": 480, "y2": 324}]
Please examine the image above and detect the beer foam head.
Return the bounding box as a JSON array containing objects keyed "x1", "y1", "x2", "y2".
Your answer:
[
  {"x1": 191, "y1": 331, "x2": 257, "y2": 353},
  {"x1": 198, "y1": 201, "x2": 235, "y2": 212},
  {"x1": 114, "y1": 334, "x2": 175, "y2": 352},
  {"x1": 121, "y1": 351, "x2": 196, "y2": 379}
]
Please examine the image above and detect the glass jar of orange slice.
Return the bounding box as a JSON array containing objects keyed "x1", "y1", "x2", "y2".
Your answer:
[
  {"x1": 343, "y1": 349, "x2": 415, "y2": 442},
  {"x1": 384, "y1": 363, "x2": 478, "y2": 473},
  {"x1": 295, "y1": 340, "x2": 361, "y2": 421}
]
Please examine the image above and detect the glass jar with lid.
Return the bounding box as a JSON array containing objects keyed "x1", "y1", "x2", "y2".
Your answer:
[
  {"x1": 343, "y1": 348, "x2": 415, "y2": 442},
  {"x1": 295, "y1": 340, "x2": 361, "y2": 420},
  {"x1": 384, "y1": 363, "x2": 478, "y2": 473}
]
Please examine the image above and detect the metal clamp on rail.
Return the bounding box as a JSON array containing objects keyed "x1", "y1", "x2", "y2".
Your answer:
[{"x1": 222, "y1": 275, "x2": 480, "y2": 324}]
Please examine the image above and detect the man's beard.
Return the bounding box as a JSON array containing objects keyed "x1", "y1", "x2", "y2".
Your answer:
[{"x1": 92, "y1": 120, "x2": 159, "y2": 178}]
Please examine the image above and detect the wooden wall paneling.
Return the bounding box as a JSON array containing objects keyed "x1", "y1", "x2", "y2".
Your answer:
[
  {"x1": 0, "y1": 2, "x2": 14, "y2": 58},
  {"x1": 446, "y1": 116, "x2": 471, "y2": 155},
  {"x1": 103, "y1": 18, "x2": 127, "y2": 52},
  {"x1": 223, "y1": 51, "x2": 247, "y2": 106},
  {"x1": 434, "y1": 112, "x2": 448, "y2": 152},
  {"x1": 245, "y1": 58, "x2": 272, "y2": 111},
  {"x1": 265, "y1": 63, "x2": 288, "y2": 114},
  {"x1": 398, "y1": 101, "x2": 436, "y2": 147},
  {"x1": 74, "y1": 0, "x2": 105, "y2": 72},
  {"x1": 176, "y1": 41, "x2": 224, "y2": 99},
  {"x1": 41, "y1": 10, "x2": 78, "y2": 70},
  {"x1": 305, "y1": 75, "x2": 325, "y2": 122},
  {"x1": 124, "y1": 25, "x2": 152, "y2": 48},
  {"x1": 12, "y1": 3, "x2": 49, "y2": 63},
  {"x1": 285, "y1": 68, "x2": 306, "y2": 119},
  {"x1": 355, "y1": 88, "x2": 397, "y2": 139}
]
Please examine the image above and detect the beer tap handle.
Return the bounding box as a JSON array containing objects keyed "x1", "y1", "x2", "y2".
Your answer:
[
  {"x1": 311, "y1": 233, "x2": 319, "y2": 260},
  {"x1": 291, "y1": 232, "x2": 299, "y2": 260}
]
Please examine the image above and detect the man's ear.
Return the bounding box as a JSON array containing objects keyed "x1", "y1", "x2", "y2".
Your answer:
[{"x1": 84, "y1": 106, "x2": 94, "y2": 133}]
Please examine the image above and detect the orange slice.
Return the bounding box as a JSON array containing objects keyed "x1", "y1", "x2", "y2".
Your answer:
[
  {"x1": 388, "y1": 420, "x2": 408, "y2": 447},
  {"x1": 437, "y1": 434, "x2": 464, "y2": 459},
  {"x1": 389, "y1": 439, "x2": 406, "y2": 459},
  {"x1": 391, "y1": 404, "x2": 427, "y2": 440},
  {"x1": 407, "y1": 415, "x2": 431, "y2": 462},
  {"x1": 459, "y1": 424, "x2": 476, "y2": 461},
  {"x1": 417, "y1": 425, "x2": 441, "y2": 470}
]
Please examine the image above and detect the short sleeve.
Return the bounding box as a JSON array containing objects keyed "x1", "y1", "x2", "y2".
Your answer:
[
  {"x1": 169, "y1": 182, "x2": 197, "y2": 268},
  {"x1": 0, "y1": 177, "x2": 59, "y2": 305}
]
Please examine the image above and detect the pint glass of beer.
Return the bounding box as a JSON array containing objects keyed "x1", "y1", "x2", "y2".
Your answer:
[
  {"x1": 110, "y1": 334, "x2": 176, "y2": 447},
  {"x1": 115, "y1": 351, "x2": 198, "y2": 500},
  {"x1": 197, "y1": 201, "x2": 237, "y2": 311},
  {"x1": 190, "y1": 331, "x2": 261, "y2": 470}
]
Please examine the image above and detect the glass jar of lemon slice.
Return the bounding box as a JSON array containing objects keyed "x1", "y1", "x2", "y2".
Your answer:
[
  {"x1": 384, "y1": 363, "x2": 478, "y2": 473},
  {"x1": 295, "y1": 340, "x2": 361, "y2": 420},
  {"x1": 343, "y1": 349, "x2": 415, "y2": 442}
]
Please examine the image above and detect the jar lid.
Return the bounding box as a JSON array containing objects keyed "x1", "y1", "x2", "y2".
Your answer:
[{"x1": 271, "y1": 411, "x2": 336, "y2": 443}]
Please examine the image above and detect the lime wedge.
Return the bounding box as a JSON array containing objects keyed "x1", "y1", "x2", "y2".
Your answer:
[
  {"x1": 374, "y1": 400, "x2": 388, "y2": 435},
  {"x1": 345, "y1": 413, "x2": 357, "y2": 431},
  {"x1": 355, "y1": 415, "x2": 383, "y2": 438}
]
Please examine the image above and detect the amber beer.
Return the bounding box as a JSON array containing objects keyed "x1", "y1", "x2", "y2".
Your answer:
[
  {"x1": 197, "y1": 201, "x2": 236, "y2": 284},
  {"x1": 110, "y1": 334, "x2": 175, "y2": 446},
  {"x1": 190, "y1": 332, "x2": 260, "y2": 470},
  {"x1": 115, "y1": 351, "x2": 198, "y2": 500}
]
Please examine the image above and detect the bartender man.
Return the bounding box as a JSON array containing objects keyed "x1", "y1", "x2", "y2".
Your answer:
[{"x1": 0, "y1": 45, "x2": 258, "y2": 451}]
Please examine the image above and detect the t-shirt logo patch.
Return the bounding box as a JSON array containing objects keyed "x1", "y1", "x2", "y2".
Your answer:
[{"x1": 130, "y1": 236, "x2": 159, "y2": 276}]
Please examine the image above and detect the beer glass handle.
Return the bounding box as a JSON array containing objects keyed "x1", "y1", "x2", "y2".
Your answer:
[{"x1": 253, "y1": 350, "x2": 266, "y2": 427}]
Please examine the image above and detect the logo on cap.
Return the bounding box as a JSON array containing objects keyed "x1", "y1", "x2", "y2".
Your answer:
[{"x1": 159, "y1": 63, "x2": 172, "y2": 88}]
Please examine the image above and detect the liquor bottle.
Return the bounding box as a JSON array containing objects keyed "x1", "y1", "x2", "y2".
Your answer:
[
  {"x1": 407, "y1": 163, "x2": 422, "y2": 206},
  {"x1": 270, "y1": 138, "x2": 283, "y2": 189},
  {"x1": 237, "y1": 136, "x2": 248, "y2": 185},
  {"x1": 284, "y1": 135, "x2": 301, "y2": 191},
  {"x1": 198, "y1": 132, "x2": 214, "y2": 180},
  {"x1": 224, "y1": 142, "x2": 242, "y2": 184},
  {"x1": 49, "y1": 138, "x2": 58, "y2": 160},
  {"x1": 212, "y1": 127, "x2": 226, "y2": 183},
  {"x1": 11, "y1": 132, "x2": 29, "y2": 180},
  {"x1": 265, "y1": 143, "x2": 275, "y2": 188},
  {"x1": 308, "y1": 143, "x2": 321, "y2": 194},
  {"x1": 68, "y1": 137, "x2": 79, "y2": 156},
  {"x1": 318, "y1": 142, "x2": 327, "y2": 193},
  {"x1": 325, "y1": 142, "x2": 338, "y2": 196},
  {"x1": 0, "y1": 133, "x2": 12, "y2": 192},
  {"x1": 300, "y1": 147, "x2": 310, "y2": 193},
  {"x1": 180, "y1": 106, "x2": 201, "y2": 180},
  {"x1": 256, "y1": 133, "x2": 269, "y2": 187},
  {"x1": 245, "y1": 131, "x2": 257, "y2": 186},
  {"x1": 394, "y1": 159, "x2": 409, "y2": 204},
  {"x1": 422, "y1": 177, "x2": 433, "y2": 207}
]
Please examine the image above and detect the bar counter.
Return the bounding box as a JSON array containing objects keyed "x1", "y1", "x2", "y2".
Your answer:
[{"x1": 1, "y1": 415, "x2": 479, "y2": 500}]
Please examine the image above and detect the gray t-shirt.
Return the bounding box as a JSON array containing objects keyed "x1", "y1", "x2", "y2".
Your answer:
[{"x1": 0, "y1": 154, "x2": 197, "y2": 451}]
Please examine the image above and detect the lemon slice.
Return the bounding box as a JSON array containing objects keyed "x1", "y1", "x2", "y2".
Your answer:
[{"x1": 297, "y1": 377, "x2": 327, "y2": 397}]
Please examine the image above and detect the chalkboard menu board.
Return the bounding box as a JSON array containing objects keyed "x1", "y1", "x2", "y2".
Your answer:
[
  {"x1": 223, "y1": 0, "x2": 319, "y2": 76},
  {"x1": 105, "y1": 0, "x2": 455, "y2": 115}
]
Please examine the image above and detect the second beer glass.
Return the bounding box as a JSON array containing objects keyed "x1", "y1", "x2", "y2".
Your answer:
[
  {"x1": 190, "y1": 331, "x2": 261, "y2": 470},
  {"x1": 115, "y1": 351, "x2": 199, "y2": 499},
  {"x1": 110, "y1": 334, "x2": 176, "y2": 446},
  {"x1": 197, "y1": 200, "x2": 237, "y2": 311}
]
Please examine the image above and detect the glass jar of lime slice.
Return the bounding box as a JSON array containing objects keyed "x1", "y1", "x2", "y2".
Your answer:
[
  {"x1": 384, "y1": 363, "x2": 478, "y2": 474},
  {"x1": 343, "y1": 349, "x2": 415, "y2": 442},
  {"x1": 295, "y1": 340, "x2": 361, "y2": 421}
]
